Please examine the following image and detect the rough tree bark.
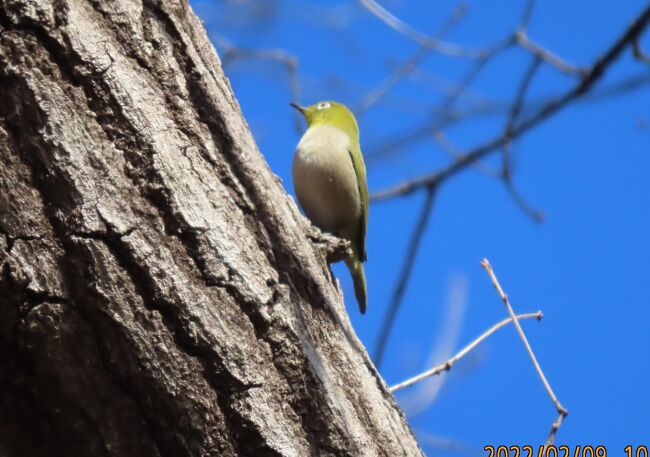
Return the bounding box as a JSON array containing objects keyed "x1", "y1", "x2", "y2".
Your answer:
[{"x1": 0, "y1": 0, "x2": 423, "y2": 456}]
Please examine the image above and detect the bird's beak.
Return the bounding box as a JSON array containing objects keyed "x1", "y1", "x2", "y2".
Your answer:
[{"x1": 290, "y1": 102, "x2": 305, "y2": 114}]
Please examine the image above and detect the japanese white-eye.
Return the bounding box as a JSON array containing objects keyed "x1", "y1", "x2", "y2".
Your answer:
[{"x1": 291, "y1": 101, "x2": 368, "y2": 314}]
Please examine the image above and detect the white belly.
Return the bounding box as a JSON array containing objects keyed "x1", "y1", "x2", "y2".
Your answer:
[{"x1": 292, "y1": 124, "x2": 360, "y2": 236}]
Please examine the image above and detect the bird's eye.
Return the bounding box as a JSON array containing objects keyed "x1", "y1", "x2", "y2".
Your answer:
[{"x1": 317, "y1": 102, "x2": 331, "y2": 110}]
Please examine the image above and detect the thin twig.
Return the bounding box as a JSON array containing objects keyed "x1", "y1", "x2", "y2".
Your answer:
[
  {"x1": 434, "y1": 131, "x2": 499, "y2": 177},
  {"x1": 221, "y1": 47, "x2": 300, "y2": 102},
  {"x1": 365, "y1": 36, "x2": 513, "y2": 163},
  {"x1": 519, "y1": 0, "x2": 536, "y2": 31},
  {"x1": 431, "y1": 0, "x2": 537, "y2": 117},
  {"x1": 402, "y1": 68, "x2": 494, "y2": 109},
  {"x1": 436, "y1": 38, "x2": 514, "y2": 115},
  {"x1": 546, "y1": 412, "x2": 567, "y2": 446},
  {"x1": 365, "y1": 38, "x2": 513, "y2": 164},
  {"x1": 633, "y1": 38, "x2": 650, "y2": 64},
  {"x1": 515, "y1": 30, "x2": 588, "y2": 76},
  {"x1": 390, "y1": 311, "x2": 543, "y2": 392},
  {"x1": 371, "y1": 3, "x2": 650, "y2": 201},
  {"x1": 501, "y1": 57, "x2": 545, "y2": 223},
  {"x1": 503, "y1": 178, "x2": 545, "y2": 222},
  {"x1": 366, "y1": 72, "x2": 650, "y2": 164},
  {"x1": 504, "y1": 56, "x2": 542, "y2": 142},
  {"x1": 355, "y1": 4, "x2": 468, "y2": 114},
  {"x1": 373, "y1": 186, "x2": 436, "y2": 368},
  {"x1": 480, "y1": 259, "x2": 568, "y2": 443},
  {"x1": 370, "y1": 0, "x2": 572, "y2": 360},
  {"x1": 358, "y1": 0, "x2": 484, "y2": 58},
  {"x1": 218, "y1": 40, "x2": 302, "y2": 131}
]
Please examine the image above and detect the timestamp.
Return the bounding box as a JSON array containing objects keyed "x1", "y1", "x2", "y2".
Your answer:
[{"x1": 484, "y1": 445, "x2": 650, "y2": 457}]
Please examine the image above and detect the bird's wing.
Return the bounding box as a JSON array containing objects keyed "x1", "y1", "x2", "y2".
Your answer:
[{"x1": 348, "y1": 144, "x2": 368, "y2": 261}]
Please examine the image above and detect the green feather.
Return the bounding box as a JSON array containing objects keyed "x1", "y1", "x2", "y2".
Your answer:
[
  {"x1": 347, "y1": 143, "x2": 368, "y2": 313},
  {"x1": 348, "y1": 145, "x2": 368, "y2": 262}
]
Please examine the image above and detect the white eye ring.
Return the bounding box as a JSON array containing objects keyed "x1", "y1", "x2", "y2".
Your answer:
[{"x1": 317, "y1": 102, "x2": 331, "y2": 110}]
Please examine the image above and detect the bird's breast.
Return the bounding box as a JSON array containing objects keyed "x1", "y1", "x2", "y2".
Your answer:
[{"x1": 292, "y1": 124, "x2": 360, "y2": 235}]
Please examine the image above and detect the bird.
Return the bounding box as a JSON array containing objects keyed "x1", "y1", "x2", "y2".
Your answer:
[{"x1": 290, "y1": 101, "x2": 368, "y2": 313}]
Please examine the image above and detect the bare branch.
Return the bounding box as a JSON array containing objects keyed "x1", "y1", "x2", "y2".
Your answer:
[
  {"x1": 480, "y1": 259, "x2": 568, "y2": 444},
  {"x1": 217, "y1": 37, "x2": 302, "y2": 131},
  {"x1": 506, "y1": 56, "x2": 542, "y2": 130},
  {"x1": 221, "y1": 47, "x2": 300, "y2": 102},
  {"x1": 366, "y1": 72, "x2": 650, "y2": 164},
  {"x1": 373, "y1": 187, "x2": 436, "y2": 368},
  {"x1": 367, "y1": 6, "x2": 649, "y2": 375},
  {"x1": 546, "y1": 412, "x2": 568, "y2": 446},
  {"x1": 402, "y1": 68, "x2": 494, "y2": 109},
  {"x1": 516, "y1": 0, "x2": 587, "y2": 78},
  {"x1": 433, "y1": 131, "x2": 499, "y2": 177},
  {"x1": 390, "y1": 311, "x2": 543, "y2": 392},
  {"x1": 436, "y1": 38, "x2": 514, "y2": 114},
  {"x1": 515, "y1": 30, "x2": 588, "y2": 76},
  {"x1": 520, "y1": 0, "x2": 536, "y2": 31},
  {"x1": 502, "y1": 57, "x2": 545, "y2": 223},
  {"x1": 364, "y1": 39, "x2": 512, "y2": 164},
  {"x1": 503, "y1": 178, "x2": 545, "y2": 222},
  {"x1": 355, "y1": 4, "x2": 468, "y2": 114},
  {"x1": 358, "y1": 0, "x2": 484, "y2": 58},
  {"x1": 371, "y1": 3, "x2": 650, "y2": 201},
  {"x1": 365, "y1": 36, "x2": 514, "y2": 164}
]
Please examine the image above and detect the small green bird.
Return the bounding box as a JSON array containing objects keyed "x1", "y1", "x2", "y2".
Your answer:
[{"x1": 291, "y1": 101, "x2": 368, "y2": 313}]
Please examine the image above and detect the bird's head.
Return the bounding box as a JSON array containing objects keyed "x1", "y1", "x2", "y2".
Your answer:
[{"x1": 291, "y1": 101, "x2": 359, "y2": 138}]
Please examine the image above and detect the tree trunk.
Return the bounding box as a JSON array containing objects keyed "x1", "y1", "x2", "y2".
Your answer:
[{"x1": 0, "y1": 1, "x2": 421, "y2": 456}]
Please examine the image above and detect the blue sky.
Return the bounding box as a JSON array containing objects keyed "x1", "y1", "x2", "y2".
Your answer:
[{"x1": 192, "y1": 0, "x2": 650, "y2": 452}]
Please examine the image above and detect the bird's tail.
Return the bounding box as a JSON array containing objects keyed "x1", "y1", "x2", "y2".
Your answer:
[{"x1": 345, "y1": 256, "x2": 367, "y2": 314}]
